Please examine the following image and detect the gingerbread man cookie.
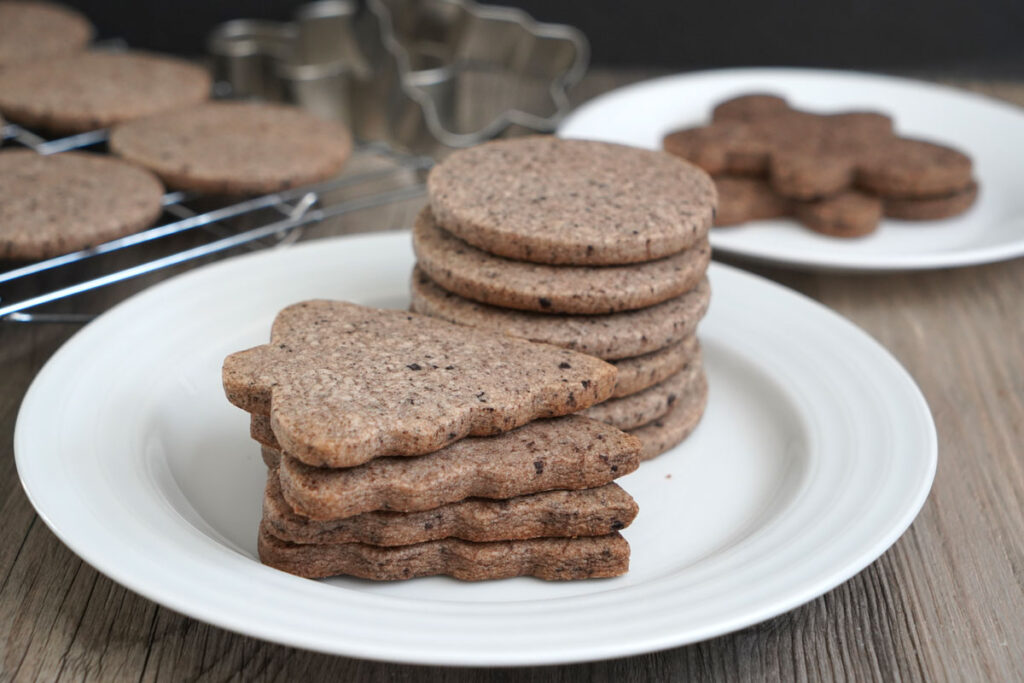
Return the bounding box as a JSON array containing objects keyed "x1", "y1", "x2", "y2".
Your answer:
[{"x1": 664, "y1": 94, "x2": 975, "y2": 201}]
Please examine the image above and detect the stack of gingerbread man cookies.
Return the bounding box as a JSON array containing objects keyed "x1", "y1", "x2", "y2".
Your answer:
[{"x1": 663, "y1": 94, "x2": 978, "y2": 237}]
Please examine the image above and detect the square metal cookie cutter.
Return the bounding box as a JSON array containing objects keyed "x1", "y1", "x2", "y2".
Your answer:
[{"x1": 208, "y1": 0, "x2": 589, "y2": 151}]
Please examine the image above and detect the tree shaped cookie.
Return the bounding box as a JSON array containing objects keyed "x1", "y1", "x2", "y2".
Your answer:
[
  {"x1": 262, "y1": 469, "x2": 638, "y2": 547},
  {"x1": 259, "y1": 414, "x2": 640, "y2": 519},
  {"x1": 258, "y1": 525, "x2": 631, "y2": 580},
  {"x1": 663, "y1": 94, "x2": 974, "y2": 200},
  {"x1": 222, "y1": 301, "x2": 617, "y2": 467}
]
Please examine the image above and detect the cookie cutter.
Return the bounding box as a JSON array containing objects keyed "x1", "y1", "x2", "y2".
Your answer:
[{"x1": 208, "y1": 0, "x2": 588, "y2": 151}]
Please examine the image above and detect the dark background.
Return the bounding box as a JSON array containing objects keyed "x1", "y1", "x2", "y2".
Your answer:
[{"x1": 61, "y1": 0, "x2": 1024, "y2": 76}]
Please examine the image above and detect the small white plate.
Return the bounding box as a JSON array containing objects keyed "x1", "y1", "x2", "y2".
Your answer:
[
  {"x1": 558, "y1": 67, "x2": 1024, "y2": 271},
  {"x1": 16, "y1": 232, "x2": 935, "y2": 666}
]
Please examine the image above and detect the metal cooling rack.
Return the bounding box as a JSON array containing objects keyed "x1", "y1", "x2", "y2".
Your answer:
[{"x1": 0, "y1": 121, "x2": 433, "y2": 324}]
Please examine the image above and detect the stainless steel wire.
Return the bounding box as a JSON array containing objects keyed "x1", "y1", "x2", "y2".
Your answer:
[{"x1": 0, "y1": 122, "x2": 433, "y2": 323}]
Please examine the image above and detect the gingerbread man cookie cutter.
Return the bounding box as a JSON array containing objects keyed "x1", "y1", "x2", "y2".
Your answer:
[{"x1": 208, "y1": 0, "x2": 589, "y2": 152}]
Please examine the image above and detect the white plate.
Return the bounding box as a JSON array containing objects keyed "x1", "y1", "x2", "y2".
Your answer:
[
  {"x1": 558, "y1": 67, "x2": 1024, "y2": 271},
  {"x1": 16, "y1": 232, "x2": 935, "y2": 666}
]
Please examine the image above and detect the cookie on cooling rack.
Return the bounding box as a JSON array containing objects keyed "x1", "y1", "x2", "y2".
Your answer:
[
  {"x1": 0, "y1": 2, "x2": 93, "y2": 69},
  {"x1": 0, "y1": 150, "x2": 165, "y2": 260},
  {"x1": 110, "y1": 102, "x2": 352, "y2": 195},
  {"x1": 0, "y1": 50, "x2": 210, "y2": 134}
]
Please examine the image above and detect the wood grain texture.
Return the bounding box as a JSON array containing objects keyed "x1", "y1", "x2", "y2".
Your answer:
[{"x1": 1, "y1": 71, "x2": 1022, "y2": 681}]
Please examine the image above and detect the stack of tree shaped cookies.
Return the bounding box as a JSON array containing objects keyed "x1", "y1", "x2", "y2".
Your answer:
[
  {"x1": 411, "y1": 136, "x2": 717, "y2": 461},
  {"x1": 663, "y1": 94, "x2": 978, "y2": 237},
  {"x1": 222, "y1": 300, "x2": 643, "y2": 581}
]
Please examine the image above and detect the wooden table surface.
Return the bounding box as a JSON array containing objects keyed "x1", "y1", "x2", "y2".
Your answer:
[{"x1": 1, "y1": 69, "x2": 1022, "y2": 681}]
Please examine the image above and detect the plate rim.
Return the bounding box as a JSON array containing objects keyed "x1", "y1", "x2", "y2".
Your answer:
[
  {"x1": 557, "y1": 66, "x2": 1024, "y2": 272},
  {"x1": 14, "y1": 231, "x2": 937, "y2": 665}
]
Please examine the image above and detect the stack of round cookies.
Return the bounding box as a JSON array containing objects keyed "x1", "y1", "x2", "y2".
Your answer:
[{"x1": 411, "y1": 136, "x2": 718, "y2": 461}]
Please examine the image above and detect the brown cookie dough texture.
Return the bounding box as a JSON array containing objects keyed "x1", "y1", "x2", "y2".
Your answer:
[
  {"x1": 0, "y1": 150, "x2": 164, "y2": 260},
  {"x1": 0, "y1": 2, "x2": 93, "y2": 69},
  {"x1": 857, "y1": 138, "x2": 974, "y2": 198},
  {"x1": 413, "y1": 207, "x2": 711, "y2": 315},
  {"x1": 267, "y1": 414, "x2": 640, "y2": 520},
  {"x1": 713, "y1": 176, "x2": 792, "y2": 226},
  {"x1": 714, "y1": 174, "x2": 974, "y2": 237},
  {"x1": 258, "y1": 525, "x2": 631, "y2": 581},
  {"x1": 427, "y1": 136, "x2": 716, "y2": 266},
  {"x1": 0, "y1": 50, "x2": 210, "y2": 134},
  {"x1": 411, "y1": 267, "x2": 711, "y2": 361},
  {"x1": 794, "y1": 190, "x2": 883, "y2": 238},
  {"x1": 110, "y1": 102, "x2": 352, "y2": 195},
  {"x1": 263, "y1": 470, "x2": 638, "y2": 546},
  {"x1": 611, "y1": 336, "x2": 698, "y2": 399},
  {"x1": 630, "y1": 365, "x2": 709, "y2": 461},
  {"x1": 883, "y1": 181, "x2": 979, "y2": 220},
  {"x1": 712, "y1": 93, "x2": 791, "y2": 122},
  {"x1": 222, "y1": 300, "x2": 617, "y2": 467},
  {"x1": 664, "y1": 94, "x2": 974, "y2": 201},
  {"x1": 583, "y1": 358, "x2": 702, "y2": 431}
]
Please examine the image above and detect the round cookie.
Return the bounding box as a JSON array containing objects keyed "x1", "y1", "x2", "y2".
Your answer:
[
  {"x1": 630, "y1": 368, "x2": 709, "y2": 461},
  {"x1": 427, "y1": 136, "x2": 717, "y2": 266},
  {"x1": 110, "y1": 102, "x2": 352, "y2": 195},
  {"x1": 0, "y1": 50, "x2": 210, "y2": 134},
  {"x1": 413, "y1": 208, "x2": 711, "y2": 315},
  {"x1": 0, "y1": 150, "x2": 165, "y2": 260},
  {"x1": 582, "y1": 359, "x2": 702, "y2": 431},
  {"x1": 714, "y1": 176, "x2": 792, "y2": 226},
  {"x1": 611, "y1": 336, "x2": 699, "y2": 399},
  {"x1": 410, "y1": 267, "x2": 711, "y2": 361},
  {"x1": 0, "y1": 2, "x2": 93, "y2": 69},
  {"x1": 883, "y1": 181, "x2": 978, "y2": 220},
  {"x1": 794, "y1": 191, "x2": 882, "y2": 238}
]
